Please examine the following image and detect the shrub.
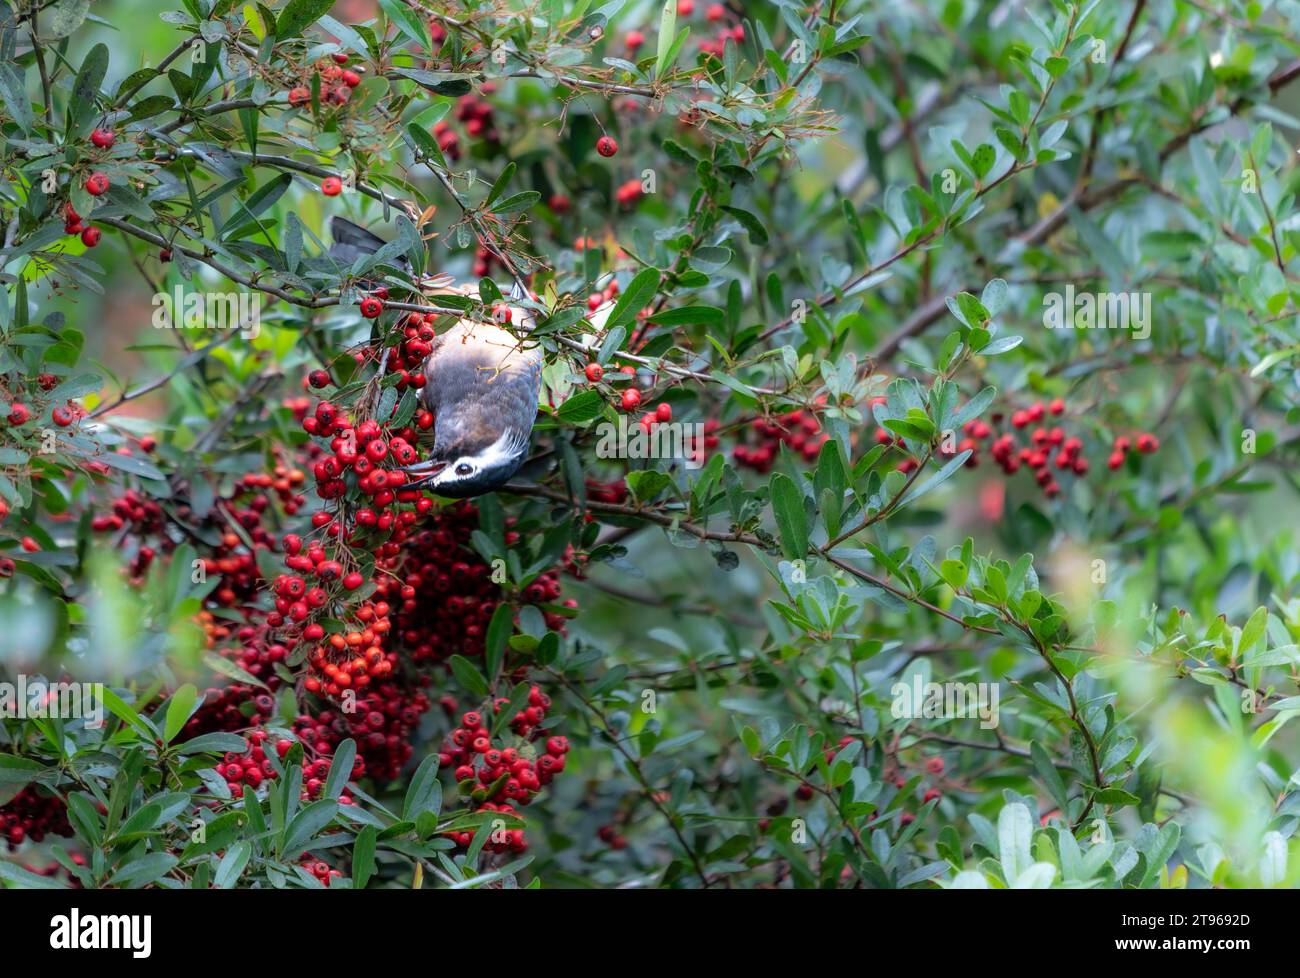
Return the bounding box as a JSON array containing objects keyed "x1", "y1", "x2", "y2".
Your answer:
[{"x1": 0, "y1": 0, "x2": 1299, "y2": 890}]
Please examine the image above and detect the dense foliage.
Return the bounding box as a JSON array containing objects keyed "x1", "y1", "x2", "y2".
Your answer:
[{"x1": 2, "y1": 0, "x2": 1300, "y2": 890}]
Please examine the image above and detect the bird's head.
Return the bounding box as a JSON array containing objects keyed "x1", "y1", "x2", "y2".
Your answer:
[{"x1": 401, "y1": 428, "x2": 529, "y2": 498}]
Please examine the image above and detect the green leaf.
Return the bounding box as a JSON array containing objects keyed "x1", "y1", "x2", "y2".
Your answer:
[
  {"x1": 1095, "y1": 787, "x2": 1140, "y2": 806},
  {"x1": 646, "y1": 306, "x2": 724, "y2": 328},
  {"x1": 402, "y1": 754, "x2": 442, "y2": 820},
  {"x1": 109, "y1": 852, "x2": 178, "y2": 887},
  {"x1": 606, "y1": 267, "x2": 661, "y2": 331},
  {"x1": 324, "y1": 739, "x2": 355, "y2": 800},
  {"x1": 997, "y1": 802, "x2": 1033, "y2": 882},
  {"x1": 282, "y1": 799, "x2": 339, "y2": 856},
  {"x1": 173, "y1": 733, "x2": 248, "y2": 756},
  {"x1": 378, "y1": 0, "x2": 431, "y2": 48},
  {"x1": 0, "y1": 753, "x2": 48, "y2": 786},
  {"x1": 1030, "y1": 741, "x2": 1070, "y2": 814},
  {"x1": 626, "y1": 470, "x2": 671, "y2": 503},
  {"x1": 555, "y1": 389, "x2": 606, "y2": 425},
  {"x1": 1239, "y1": 606, "x2": 1268, "y2": 653},
  {"x1": 276, "y1": 0, "x2": 335, "y2": 38},
  {"x1": 939, "y1": 559, "x2": 967, "y2": 590},
  {"x1": 721, "y1": 206, "x2": 769, "y2": 245},
  {"x1": 214, "y1": 841, "x2": 252, "y2": 888},
  {"x1": 164, "y1": 683, "x2": 199, "y2": 743},
  {"x1": 68, "y1": 43, "x2": 109, "y2": 135},
  {"x1": 449, "y1": 654, "x2": 489, "y2": 697},
  {"x1": 0, "y1": 861, "x2": 69, "y2": 888},
  {"x1": 100, "y1": 687, "x2": 158, "y2": 741},
  {"x1": 770, "y1": 474, "x2": 809, "y2": 560},
  {"x1": 484, "y1": 603, "x2": 513, "y2": 680},
  {"x1": 352, "y1": 825, "x2": 377, "y2": 888},
  {"x1": 655, "y1": 0, "x2": 679, "y2": 80}
]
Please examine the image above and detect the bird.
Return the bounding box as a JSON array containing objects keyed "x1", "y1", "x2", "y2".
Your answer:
[{"x1": 330, "y1": 217, "x2": 542, "y2": 498}]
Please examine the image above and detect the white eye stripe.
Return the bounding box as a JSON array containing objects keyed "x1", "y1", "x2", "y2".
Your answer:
[{"x1": 436, "y1": 431, "x2": 526, "y2": 482}]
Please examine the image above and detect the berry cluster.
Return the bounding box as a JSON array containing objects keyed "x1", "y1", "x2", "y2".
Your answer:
[
  {"x1": 299, "y1": 402, "x2": 423, "y2": 507},
  {"x1": 302, "y1": 599, "x2": 398, "y2": 695},
  {"x1": 303, "y1": 685, "x2": 431, "y2": 783},
  {"x1": 735, "y1": 409, "x2": 829, "y2": 472},
  {"x1": 428, "y1": 87, "x2": 502, "y2": 162},
  {"x1": 937, "y1": 398, "x2": 1160, "y2": 499},
  {"x1": 1108, "y1": 431, "x2": 1159, "y2": 470},
  {"x1": 62, "y1": 201, "x2": 100, "y2": 249},
  {"x1": 287, "y1": 52, "x2": 361, "y2": 109},
  {"x1": 0, "y1": 786, "x2": 73, "y2": 849},
  {"x1": 372, "y1": 501, "x2": 572, "y2": 664},
  {"x1": 437, "y1": 694, "x2": 569, "y2": 852},
  {"x1": 697, "y1": 3, "x2": 746, "y2": 57},
  {"x1": 302, "y1": 857, "x2": 344, "y2": 886},
  {"x1": 90, "y1": 487, "x2": 165, "y2": 536},
  {"x1": 384, "y1": 311, "x2": 443, "y2": 392},
  {"x1": 585, "y1": 478, "x2": 629, "y2": 505}
]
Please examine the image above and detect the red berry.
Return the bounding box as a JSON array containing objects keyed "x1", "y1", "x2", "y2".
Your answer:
[
  {"x1": 7, "y1": 403, "x2": 29, "y2": 425},
  {"x1": 90, "y1": 128, "x2": 116, "y2": 149},
  {"x1": 20, "y1": 537, "x2": 39, "y2": 553},
  {"x1": 308, "y1": 369, "x2": 331, "y2": 389},
  {"x1": 585, "y1": 363, "x2": 604, "y2": 383},
  {"x1": 1048, "y1": 397, "x2": 1065, "y2": 415},
  {"x1": 706, "y1": 3, "x2": 725, "y2": 21},
  {"x1": 620, "y1": 388, "x2": 642, "y2": 411},
  {"x1": 655, "y1": 402, "x2": 672, "y2": 422},
  {"x1": 159, "y1": 248, "x2": 172, "y2": 262},
  {"x1": 1107, "y1": 450, "x2": 1125, "y2": 470},
  {"x1": 678, "y1": 0, "x2": 695, "y2": 13},
  {"x1": 85, "y1": 172, "x2": 109, "y2": 196},
  {"x1": 626, "y1": 30, "x2": 645, "y2": 50},
  {"x1": 1136, "y1": 432, "x2": 1159, "y2": 454},
  {"x1": 288, "y1": 86, "x2": 311, "y2": 107},
  {"x1": 342, "y1": 70, "x2": 361, "y2": 87},
  {"x1": 342, "y1": 572, "x2": 364, "y2": 590},
  {"x1": 925, "y1": 757, "x2": 944, "y2": 774},
  {"x1": 359, "y1": 296, "x2": 384, "y2": 318},
  {"x1": 321, "y1": 176, "x2": 343, "y2": 196},
  {"x1": 596, "y1": 135, "x2": 619, "y2": 157},
  {"x1": 80, "y1": 226, "x2": 101, "y2": 247}
]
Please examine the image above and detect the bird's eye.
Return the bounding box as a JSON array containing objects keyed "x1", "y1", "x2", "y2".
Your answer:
[{"x1": 455, "y1": 462, "x2": 474, "y2": 476}]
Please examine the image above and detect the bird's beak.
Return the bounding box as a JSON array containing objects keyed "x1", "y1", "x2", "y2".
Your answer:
[{"x1": 400, "y1": 458, "x2": 448, "y2": 490}]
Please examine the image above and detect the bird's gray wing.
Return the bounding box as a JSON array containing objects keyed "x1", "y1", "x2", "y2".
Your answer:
[{"x1": 328, "y1": 217, "x2": 411, "y2": 272}]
